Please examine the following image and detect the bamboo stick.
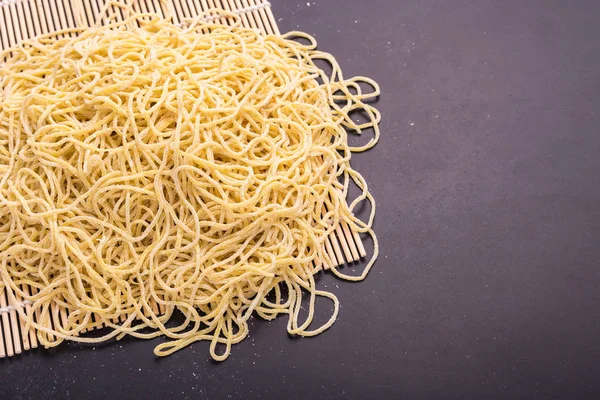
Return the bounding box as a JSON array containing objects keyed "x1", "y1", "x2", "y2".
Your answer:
[
  {"x1": 170, "y1": 0, "x2": 185, "y2": 24},
  {"x1": 252, "y1": 0, "x2": 272, "y2": 35},
  {"x1": 24, "y1": 285, "x2": 39, "y2": 349},
  {"x1": 21, "y1": 0, "x2": 37, "y2": 38},
  {"x1": 244, "y1": 0, "x2": 263, "y2": 33},
  {"x1": 14, "y1": 0, "x2": 30, "y2": 42},
  {"x1": 263, "y1": 0, "x2": 279, "y2": 35},
  {"x1": 14, "y1": 289, "x2": 30, "y2": 352},
  {"x1": 236, "y1": 0, "x2": 256, "y2": 31},
  {"x1": 341, "y1": 221, "x2": 360, "y2": 261},
  {"x1": 0, "y1": 6, "x2": 11, "y2": 51},
  {"x1": 0, "y1": 290, "x2": 15, "y2": 357},
  {"x1": 4, "y1": 2, "x2": 18, "y2": 47}
]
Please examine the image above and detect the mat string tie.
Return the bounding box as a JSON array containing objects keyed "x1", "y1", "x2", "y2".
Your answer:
[
  {"x1": 0, "y1": 0, "x2": 25, "y2": 7},
  {"x1": 175, "y1": 1, "x2": 271, "y2": 27},
  {"x1": 0, "y1": 300, "x2": 32, "y2": 315}
]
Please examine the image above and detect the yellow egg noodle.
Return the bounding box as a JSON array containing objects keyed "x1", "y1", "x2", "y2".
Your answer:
[{"x1": 0, "y1": 9, "x2": 380, "y2": 360}]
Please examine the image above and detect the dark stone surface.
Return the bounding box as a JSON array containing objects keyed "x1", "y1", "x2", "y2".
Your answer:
[{"x1": 2, "y1": 0, "x2": 600, "y2": 399}]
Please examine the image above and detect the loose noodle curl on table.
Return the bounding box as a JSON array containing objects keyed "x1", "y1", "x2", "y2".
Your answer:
[{"x1": 0, "y1": 12, "x2": 380, "y2": 360}]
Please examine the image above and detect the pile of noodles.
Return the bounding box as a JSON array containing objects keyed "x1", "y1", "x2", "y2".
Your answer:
[{"x1": 0, "y1": 13, "x2": 380, "y2": 360}]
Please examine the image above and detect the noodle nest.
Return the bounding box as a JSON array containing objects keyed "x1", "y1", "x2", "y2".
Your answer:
[{"x1": 0, "y1": 14, "x2": 380, "y2": 360}]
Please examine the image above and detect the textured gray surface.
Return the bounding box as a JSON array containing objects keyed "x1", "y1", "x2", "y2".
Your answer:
[{"x1": 2, "y1": 0, "x2": 600, "y2": 399}]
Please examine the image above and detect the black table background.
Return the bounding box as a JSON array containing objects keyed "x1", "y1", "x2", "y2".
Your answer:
[{"x1": 2, "y1": 0, "x2": 600, "y2": 399}]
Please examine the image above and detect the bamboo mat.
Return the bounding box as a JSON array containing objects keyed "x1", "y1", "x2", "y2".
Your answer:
[{"x1": 0, "y1": 0, "x2": 367, "y2": 359}]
